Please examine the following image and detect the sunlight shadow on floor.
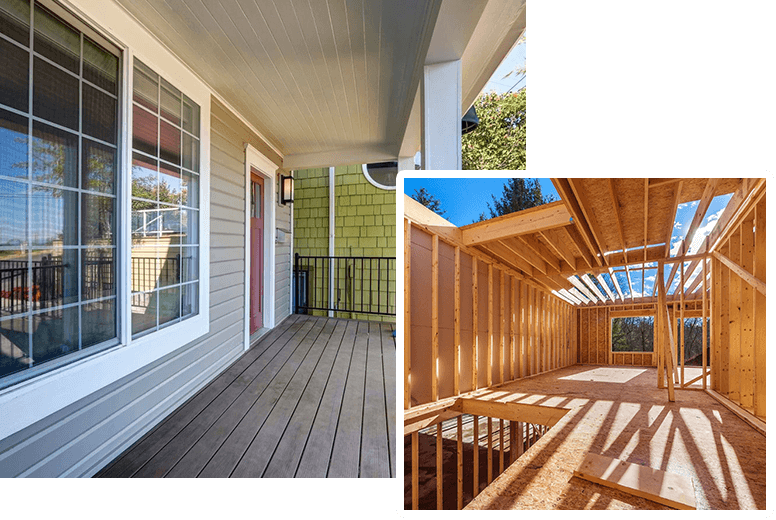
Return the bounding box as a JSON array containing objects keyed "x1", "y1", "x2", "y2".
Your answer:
[{"x1": 559, "y1": 367, "x2": 647, "y2": 384}]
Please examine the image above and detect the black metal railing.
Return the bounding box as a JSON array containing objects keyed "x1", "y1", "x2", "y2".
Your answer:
[{"x1": 294, "y1": 254, "x2": 395, "y2": 316}]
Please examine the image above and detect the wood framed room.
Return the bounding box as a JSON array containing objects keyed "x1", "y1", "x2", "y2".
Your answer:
[{"x1": 403, "y1": 178, "x2": 765, "y2": 510}]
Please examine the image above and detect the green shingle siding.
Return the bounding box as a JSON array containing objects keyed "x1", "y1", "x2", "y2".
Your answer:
[{"x1": 293, "y1": 165, "x2": 396, "y2": 322}]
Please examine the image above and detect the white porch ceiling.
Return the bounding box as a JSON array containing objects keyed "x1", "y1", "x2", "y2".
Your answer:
[{"x1": 114, "y1": 0, "x2": 525, "y2": 169}]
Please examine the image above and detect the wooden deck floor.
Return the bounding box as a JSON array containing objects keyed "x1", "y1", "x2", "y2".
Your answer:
[{"x1": 96, "y1": 314, "x2": 395, "y2": 478}]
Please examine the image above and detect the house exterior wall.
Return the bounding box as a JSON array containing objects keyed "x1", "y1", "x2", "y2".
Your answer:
[
  {"x1": 293, "y1": 165, "x2": 396, "y2": 322},
  {"x1": 0, "y1": 93, "x2": 287, "y2": 477}
]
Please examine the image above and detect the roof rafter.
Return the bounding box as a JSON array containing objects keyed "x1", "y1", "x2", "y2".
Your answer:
[
  {"x1": 539, "y1": 228, "x2": 576, "y2": 270},
  {"x1": 607, "y1": 178, "x2": 629, "y2": 263},
  {"x1": 663, "y1": 180, "x2": 684, "y2": 257},
  {"x1": 567, "y1": 179, "x2": 609, "y2": 265},
  {"x1": 552, "y1": 179, "x2": 604, "y2": 266},
  {"x1": 596, "y1": 273, "x2": 617, "y2": 302},
  {"x1": 608, "y1": 268, "x2": 625, "y2": 300}
]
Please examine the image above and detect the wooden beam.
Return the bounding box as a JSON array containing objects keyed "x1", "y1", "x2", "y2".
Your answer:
[
  {"x1": 472, "y1": 257, "x2": 479, "y2": 391},
  {"x1": 539, "y1": 228, "x2": 577, "y2": 269},
  {"x1": 488, "y1": 264, "x2": 493, "y2": 388},
  {"x1": 561, "y1": 225, "x2": 596, "y2": 269},
  {"x1": 454, "y1": 246, "x2": 461, "y2": 396},
  {"x1": 648, "y1": 178, "x2": 683, "y2": 189},
  {"x1": 455, "y1": 398, "x2": 569, "y2": 427},
  {"x1": 608, "y1": 268, "x2": 625, "y2": 301},
  {"x1": 437, "y1": 422, "x2": 443, "y2": 509},
  {"x1": 568, "y1": 274, "x2": 598, "y2": 303},
  {"x1": 713, "y1": 250, "x2": 766, "y2": 296},
  {"x1": 574, "y1": 453, "x2": 697, "y2": 510},
  {"x1": 567, "y1": 178, "x2": 609, "y2": 264},
  {"x1": 404, "y1": 220, "x2": 412, "y2": 409},
  {"x1": 460, "y1": 201, "x2": 572, "y2": 245},
  {"x1": 753, "y1": 197, "x2": 765, "y2": 418},
  {"x1": 608, "y1": 179, "x2": 629, "y2": 262},
  {"x1": 709, "y1": 178, "x2": 765, "y2": 251},
  {"x1": 432, "y1": 235, "x2": 439, "y2": 402},
  {"x1": 404, "y1": 409, "x2": 461, "y2": 436},
  {"x1": 682, "y1": 178, "x2": 719, "y2": 252},
  {"x1": 597, "y1": 273, "x2": 617, "y2": 302},
  {"x1": 552, "y1": 179, "x2": 603, "y2": 266},
  {"x1": 706, "y1": 389, "x2": 766, "y2": 435},
  {"x1": 412, "y1": 431, "x2": 419, "y2": 509},
  {"x1": 582, "y1": 273, "x2": 607, "y2": 302},
  {"x1": 405, "y1": 195, "x2": 463, "y2": 244},
  {"x1": 663, "y1": 181, "x2": 684, "y2": 257},
  {"x1": 672, "y1": 179, "x2": 764, "y2": 298},
  {"x1": 457, "y1": 415, "x2": 463, "y2": 510},
  {"x1": 515, "y1": 234, "x2": 562, "y2": 272},
  {"x1": 478, "y1": 241, "x2": 538, "y2": 277},
  {"x1": 490, "y1": 239, "x2": 548, "y2": 276},
  {"x1": 643, "y1": 178, "x2": 649, "y2": 262},
  {"x1": 658, "y1": 261, "x2": 676, "y2": 402}
]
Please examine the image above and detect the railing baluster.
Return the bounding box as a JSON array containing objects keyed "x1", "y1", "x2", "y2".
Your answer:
[{"x1": 291, "y1": 255, "x2": 395, "y2": 317}]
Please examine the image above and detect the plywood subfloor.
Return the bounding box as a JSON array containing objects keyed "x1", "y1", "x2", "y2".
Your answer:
[
  {"x1": 464, "y1": 365, "x2": 765, "y2": 510},
  {"x1": 96, "y1": 314, "x2": 395, "y2": 478}
]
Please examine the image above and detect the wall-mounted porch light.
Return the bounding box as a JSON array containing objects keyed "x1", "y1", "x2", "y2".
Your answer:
[{"x1": 280, "y1": 174, "x2": 294, "y2": 205}]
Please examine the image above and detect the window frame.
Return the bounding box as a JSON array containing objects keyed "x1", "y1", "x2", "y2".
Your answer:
[
  {"x1": 610, "y1": 312, "x2": 656, "y2": 354},
  {"x1": 0, "y1": 0, "x2": 210, "y2": 441},
  {"x1": 361, "y1": 162, "x2": 397, "y2": 191}
]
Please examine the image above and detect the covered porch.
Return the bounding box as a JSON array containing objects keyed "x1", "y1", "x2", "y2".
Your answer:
[{"x1": 97, "y1": 314, "x2": 395, "y2": 478}]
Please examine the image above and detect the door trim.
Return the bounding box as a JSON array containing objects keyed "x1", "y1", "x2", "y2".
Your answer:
[{"x1": 244, "y1": 144, "x2": 278, "y2": 351}]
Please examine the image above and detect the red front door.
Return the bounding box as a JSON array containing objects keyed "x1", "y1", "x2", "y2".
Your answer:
[{"x1": 250, "y1": 172, "x2": 264, "y2": 333}]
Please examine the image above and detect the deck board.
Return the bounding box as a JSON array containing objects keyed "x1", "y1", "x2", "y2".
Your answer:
[{"x1": 96, "y1": 315, "x2": 394, "y2": 478}]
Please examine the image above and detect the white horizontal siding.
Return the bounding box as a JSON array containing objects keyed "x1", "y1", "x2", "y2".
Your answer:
[{"x1": 0, "y1": 97, "x2": 284, "y2": 477}]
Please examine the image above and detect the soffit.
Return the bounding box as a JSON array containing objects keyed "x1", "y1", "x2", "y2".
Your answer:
[{"x1": 114, "y1": 0, "x2": 441, "y2": 166}]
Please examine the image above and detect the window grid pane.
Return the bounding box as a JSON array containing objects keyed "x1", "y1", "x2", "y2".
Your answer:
[
  {"x1": 0, "y1": 1, "x2": 120, "y2": 382},
  {"x1": 131, "y1": 59, "x2": 199, "y2": 338}
]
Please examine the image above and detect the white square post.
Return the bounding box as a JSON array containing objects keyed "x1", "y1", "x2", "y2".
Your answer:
[{"x1": 420, "y1": 59, "x2": 462, "y2": 170}]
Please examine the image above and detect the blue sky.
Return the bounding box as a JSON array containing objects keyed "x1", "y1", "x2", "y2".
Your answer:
[
  {"x1": 482, "y1": 33, "x2": 526, "y2": 94},
  {"x1": 403, "y1": 177, "x2": 557, "y2": 226}
]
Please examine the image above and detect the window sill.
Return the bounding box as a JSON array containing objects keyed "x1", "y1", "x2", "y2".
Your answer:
[{"x1": 0, "y1": 312, "x2": 209, "y2": 440}]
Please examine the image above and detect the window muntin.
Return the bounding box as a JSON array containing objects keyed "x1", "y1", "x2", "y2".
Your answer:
[
  {"x1": 130, "y1": 59, "x2": 200, "y2": 338},
  {"x1": 0, "y1": 0, "x2": 120, "y2": 381}
]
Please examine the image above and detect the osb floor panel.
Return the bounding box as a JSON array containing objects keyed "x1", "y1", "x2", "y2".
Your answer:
[{"x1": 464, "y1": 365, "x2": 765, "y2": 510}]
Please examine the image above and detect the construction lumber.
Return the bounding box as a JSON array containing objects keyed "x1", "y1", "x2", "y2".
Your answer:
[
  {"x1": 705, "y1": 389, "x2": 766, "y2": 436},
  {"x1": 712, "y1": 250, "x2": 766, "y2": 296},
  {"x1": 455, "y1": 398, "x2": 569, "y2": 427},
  {"x1": 460, "y1": 201, "x2": 572, "y2": 245},
  {"x1": 574, "y1": 453, "x2": 696, "y2": 510}
]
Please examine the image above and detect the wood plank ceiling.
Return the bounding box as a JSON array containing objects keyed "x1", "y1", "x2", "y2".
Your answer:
[
  {"x1": 459, "y1": 178, "x2": 756, "y2": 306},
  {"x1": 116, "y1": 0, "x2": 441, "y2": 166}
]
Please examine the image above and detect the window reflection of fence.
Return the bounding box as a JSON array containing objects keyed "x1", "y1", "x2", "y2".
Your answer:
[
  {"x1": 132, "y1": 207, "x2": 181, "y2": 237},
  {"x1": 131, "y1": 255, "x2": 181, "y2": 293},
  {"x1": 294, "y1": 254, "x2": 395, "y2": 317},
  {"x1": 0, "y1": 254, "x2": 114, "y2": 317}
]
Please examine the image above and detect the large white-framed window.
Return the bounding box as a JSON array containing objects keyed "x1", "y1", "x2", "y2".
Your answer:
[
  {"x1": 0, "y1": 0, "x2": 210, "y2": 440},
  {"x1": 0, "y1": 0, "x2": 122, "y2": 385}
]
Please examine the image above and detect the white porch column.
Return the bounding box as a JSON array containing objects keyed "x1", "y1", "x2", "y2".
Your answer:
[
  {"x1": 397, "y1": 156, "x2": 415, "y2": 173},
  {"x1": 420, "y1": 59, "x2": 462, "y2": 170}
]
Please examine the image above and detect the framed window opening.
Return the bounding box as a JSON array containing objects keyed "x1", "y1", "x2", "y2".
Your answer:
[{"x1": 611, "y1": 315, "x2": 655, "y2": 353}]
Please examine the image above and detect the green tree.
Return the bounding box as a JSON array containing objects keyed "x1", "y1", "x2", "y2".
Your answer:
[
  {"x1": 462, "y1": 90, "x2": 526, "y2": 170},
  {"x1": 476, "y1": 178, "x2": 555, "y2": 222},
  {"x1": 410, "y1": 187, "x2": 446, "y2": 217}
]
